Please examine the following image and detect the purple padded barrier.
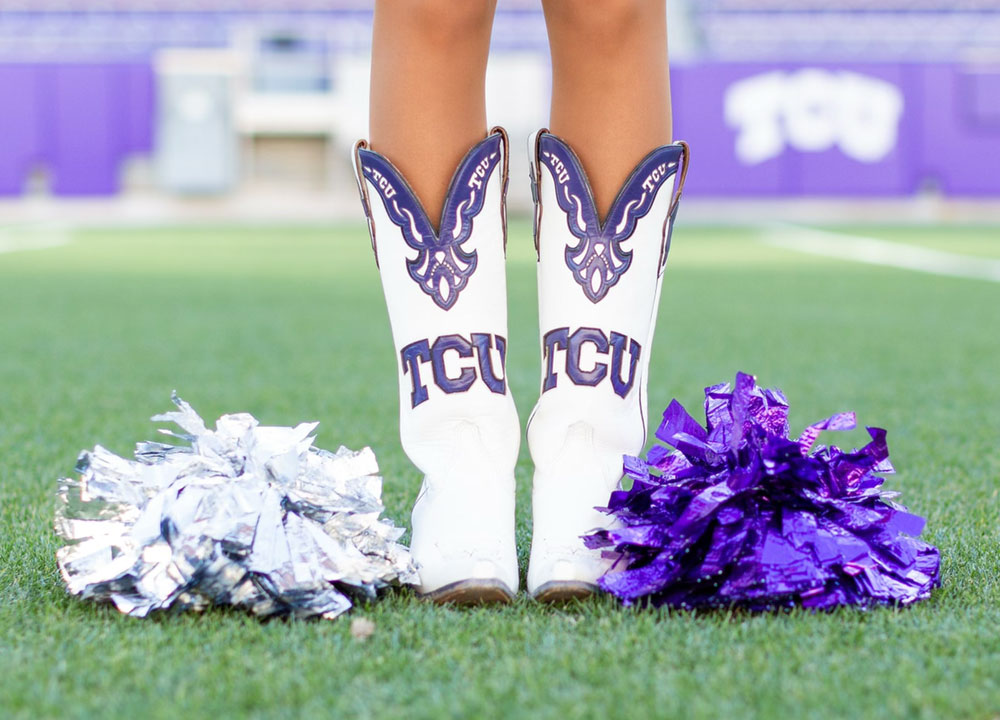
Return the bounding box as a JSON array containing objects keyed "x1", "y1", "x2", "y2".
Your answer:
[
  {"x1": 1, "y1": 59, "x2": 997, "y2": 198},
  {"x1": 920, "y1": 64, "x2": 1000, "y2": 196},
  {"x1": 672, "y1": 63, "x2": 926, "y2": 197},
  {"x1": 0, "y1": 62, "x2": 154, "y2": 197},
  {"x1": 46, "y1": 64, "x2": 124, "y2": 195},
  {"x1": 121, "y1": 63, "x2": 156, "y2": 157},
  {"x1": 0, "y1": 64, "x2": 43, "y2": 195},
  {"x1": 673, "y1": 62, "x2": 1000, "y2": 197},
  {"x1": 672, "y1": 63, "x2": 787, "y2": 196},
  {"x1": 795, "y1": 65, "x2": 922, "y2": 196}
]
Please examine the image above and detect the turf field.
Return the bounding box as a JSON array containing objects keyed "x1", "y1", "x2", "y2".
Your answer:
[{"x1": 1, "y1": 221, "x2": 998, "y2": 718}]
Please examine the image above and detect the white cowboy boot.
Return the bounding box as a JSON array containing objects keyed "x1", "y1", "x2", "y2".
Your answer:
[
  {"x1": 526, "y1": 129, "x2": 689, "y2": 601},
  {"x1": 353, "y1": 127, "x2": 520, "y2": 603}
]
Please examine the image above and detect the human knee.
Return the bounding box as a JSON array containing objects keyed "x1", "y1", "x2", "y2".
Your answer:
[
  {"x1": 544, "y1": 0, "x2": 652, "y2": 42},
  {"x1": 390, "y1": 0, "x2": 497, "y2": 44}
]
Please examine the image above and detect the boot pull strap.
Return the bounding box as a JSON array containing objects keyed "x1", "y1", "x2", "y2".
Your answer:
[
  {"x1": 352, "y1": 139, "x2": 379, "y2": 268},
  {"x1": 659, "y1": 140, "x2": 691, "y2": 274},
  {"x1": 667, "y1": 140, "x2": 690, "y2": 224},
  {"x1": 529, "y1": 128, "x2": 547, "y2": 261},
  {"x1": 489, "y1": 126, "x2": 511, "y2": 258}
]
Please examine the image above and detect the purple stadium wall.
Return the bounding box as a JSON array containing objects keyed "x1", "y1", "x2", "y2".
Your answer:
[
  {"x1": 673, "y1": 63, "x2": 1000, "y2": 198},
  {"x1": 0, "y1": 63, "x2": 154, "y2": 196},
  {"x1": 0, "y1": 61, "x2": 996, "y2": 197}
]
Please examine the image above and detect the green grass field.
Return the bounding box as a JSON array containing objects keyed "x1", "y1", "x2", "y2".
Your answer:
[{"x1": 1, "y1": 221, "x2": 999, "y2": 719}]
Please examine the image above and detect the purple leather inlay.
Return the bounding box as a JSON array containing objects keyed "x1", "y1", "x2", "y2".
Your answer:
[
  {"x1": 359, "y1": 133, "x2": 503, "y2": 310},
  {"x1": 538, "y1": 134, "x2": 683, "y2": 303}
]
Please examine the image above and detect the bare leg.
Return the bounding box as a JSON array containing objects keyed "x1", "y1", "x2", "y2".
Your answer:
[
  {"x1": 369, "y1": 0, "x2": 498, "y2": 230},
  {"x1": 528, "y1": 0, "x2": 680, "y2": 601},
  {"x1": 362, "y1": 0, "x2": 520, "y2": 604},
  {"x1": 541, "y1": 0, "x2": 672, "y2": 222}
]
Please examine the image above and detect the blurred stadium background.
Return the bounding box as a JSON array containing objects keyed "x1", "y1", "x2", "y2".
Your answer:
[
  {"x1": 0, "y1": 0, "x2": 998, "y2": 226},
  {"x1": 2, "y1": 6, "x2": 1000, "y2": 715}
]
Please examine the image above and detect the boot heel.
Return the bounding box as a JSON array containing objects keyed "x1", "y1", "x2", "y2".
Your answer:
[
  {"x1": 422, "y1": 578, "x2": 517, "y2": 606},
  {"x1": 531, "y1": 581, "x2": 598, "y2": 604}
]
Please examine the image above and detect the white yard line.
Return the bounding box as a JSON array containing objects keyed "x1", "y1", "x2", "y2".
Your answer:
[
  {"x1": 759, "y1": 224, "x2": 1000, "y2": 283},
  {"x1": 0, "y1": 223, "x2": 72, "y2": 255}
]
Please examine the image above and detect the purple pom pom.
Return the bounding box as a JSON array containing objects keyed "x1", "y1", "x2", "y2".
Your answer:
[{"x1": 586, "y1": 372, "x2": 940, "y2": 610}]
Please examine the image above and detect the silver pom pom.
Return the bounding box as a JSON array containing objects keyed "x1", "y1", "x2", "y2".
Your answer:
[{"x1": 55, "y1": 393, "x2": 419, "y2": 620}]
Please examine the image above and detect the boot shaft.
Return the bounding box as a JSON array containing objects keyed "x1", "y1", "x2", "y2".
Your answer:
[
  {"x1": 352, "y1": 128, "x2": 521, "y2": 598},
  {"x1": 354, "y1": 129, "x2": 519, "y2": 450},
  {"x1": 528, "y1": 130, "x2": 689, "y2": 457}
]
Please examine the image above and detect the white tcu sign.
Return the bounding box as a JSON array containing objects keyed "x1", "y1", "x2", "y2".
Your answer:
[{"x1": 724, "y1": 69, "x2": 904, "y2": 165}]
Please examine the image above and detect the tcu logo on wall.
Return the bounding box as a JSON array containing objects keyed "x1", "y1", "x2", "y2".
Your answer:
[{"x1": 725, "y1": 69, "x2": 904, "y2": 165}]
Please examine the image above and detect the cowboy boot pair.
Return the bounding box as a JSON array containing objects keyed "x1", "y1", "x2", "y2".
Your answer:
[{"x1": 354, "y1": 126, "x2": 688, "y2": 603}]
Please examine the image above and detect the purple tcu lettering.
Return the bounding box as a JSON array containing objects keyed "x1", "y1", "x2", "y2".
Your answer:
[
  {"x1": 401, "y1": 332, "x2": 508, "y2": 408},
  {"x1": 541, "y1": 327, "x2": 641, "y2": 398}
]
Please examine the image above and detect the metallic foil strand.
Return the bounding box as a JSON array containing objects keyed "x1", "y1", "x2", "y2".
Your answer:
[
  {"x1": 585, "y1": 372, "x2": 941, "y2": 611},
  {"x1": 55, "y1": 393, "x2": 418, "y2": 619}
]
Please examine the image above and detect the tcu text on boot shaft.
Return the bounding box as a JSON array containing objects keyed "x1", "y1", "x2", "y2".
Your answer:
[{"x1": 400, "y1": 326, "x2": 641, "y2": 409}]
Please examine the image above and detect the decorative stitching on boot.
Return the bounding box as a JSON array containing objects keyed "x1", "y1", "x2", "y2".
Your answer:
[
  {"x1": 537, "y1": 134, "x2": 683, "y2": 304},
  {"x1": 358, "y1": 134, "x2": 503, "y2": 310}
]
